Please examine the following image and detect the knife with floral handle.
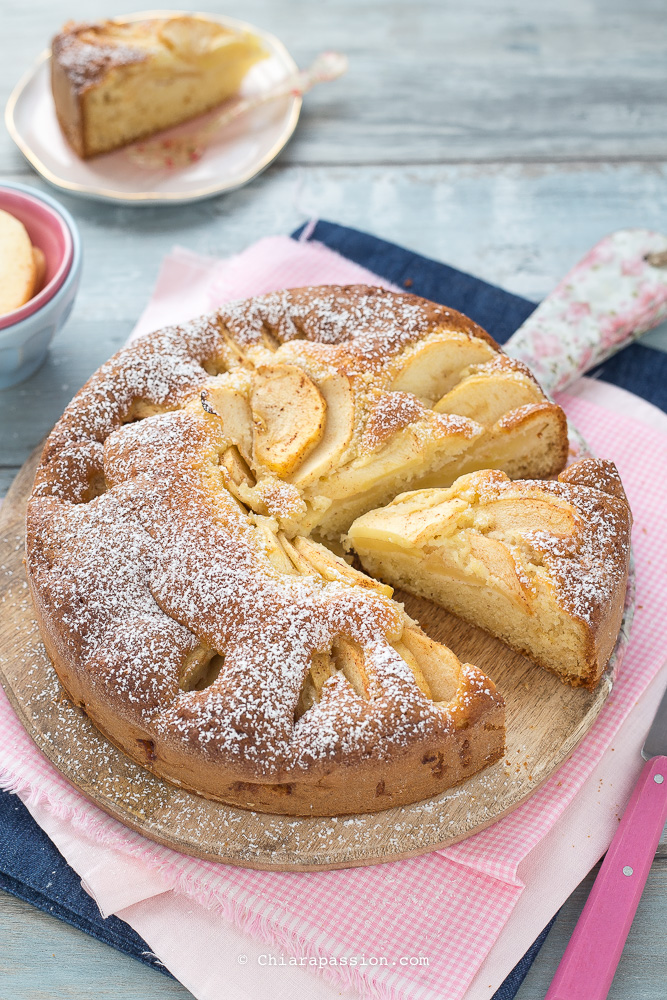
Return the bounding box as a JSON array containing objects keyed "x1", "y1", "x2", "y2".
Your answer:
[
  {"x1": 545, "y1": 679, "x2": 667, "y2": 1000},
  {"x1": 506, "y1": 229, "x2": 667, "y2": 395}
]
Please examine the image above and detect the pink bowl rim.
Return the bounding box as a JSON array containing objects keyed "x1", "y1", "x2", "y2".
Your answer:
[{"x1": 0, "y1": 185, "x2": 74, "y2": 331}]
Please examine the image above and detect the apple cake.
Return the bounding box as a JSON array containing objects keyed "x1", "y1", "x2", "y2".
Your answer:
[
  {"x1": 27, "y1": 284, "x2": 611, "y2": 816},
  {"x1": 51, "y1": 15, "x2": 268, "y2": 158},
  {"x1": 348, "y1": 459, "x2": 632, "y2": 689}
]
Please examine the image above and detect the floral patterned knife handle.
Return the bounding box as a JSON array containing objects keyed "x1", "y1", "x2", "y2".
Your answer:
[{"x1": 506, "y1": 229, "x2": 667, "y2": 395}]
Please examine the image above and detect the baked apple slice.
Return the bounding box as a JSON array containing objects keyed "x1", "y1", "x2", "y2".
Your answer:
[
  {"x1": 289, "y1": 372, "x2": 355, "y2": 485},
  {"x1": 251, "y1": 364, "x2": 326, "y2": 476},
  {"x1": 200, "y1": 378, "x2": 254, "y2": 464},
  {"x1": 390, "y1": 333, "x2": 495, "y2": 405},
  {"x1": 291, "y1": 534, "x2": 393, "y2": 597},
  {"x1": 434, "y1": 367, "x2": 545, "y2": 425}
]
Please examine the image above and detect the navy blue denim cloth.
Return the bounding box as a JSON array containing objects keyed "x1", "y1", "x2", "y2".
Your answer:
[
  {"x1": 0, "y1": 790, "x2": 171, "y2": 976},
  {"x1": 294, "y1": 220, "x2": 667, "y2": 413},
  {"x1": 2, "y1": 219, "x2": 662, "y2": 995}
]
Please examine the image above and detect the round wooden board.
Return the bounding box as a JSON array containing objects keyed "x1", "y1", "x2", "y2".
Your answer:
[{"x1": 0, "y1": 450, "x2": 632, "y2": 871}]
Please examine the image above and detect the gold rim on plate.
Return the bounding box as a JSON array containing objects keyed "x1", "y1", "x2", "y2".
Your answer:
[{"x1": 4, "y1": 10, "x2": 303, "y2": 205}]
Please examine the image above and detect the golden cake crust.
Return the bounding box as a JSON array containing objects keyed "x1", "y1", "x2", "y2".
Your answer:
[{"x1": 25, "y1": 285, "x2": 572, "y2": 816}]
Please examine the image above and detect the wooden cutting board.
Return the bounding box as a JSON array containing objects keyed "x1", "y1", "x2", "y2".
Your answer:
[{"x1": 0, "y1": 450, "x2": 630, "y2": 871}]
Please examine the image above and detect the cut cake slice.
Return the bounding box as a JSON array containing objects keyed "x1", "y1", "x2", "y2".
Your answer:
[
  {"x1": 348, "y1": 459, "x2": 632, "y2": 688},
  {"x1": 51, "y1": 15, "x2": 268, "y2": 158}
]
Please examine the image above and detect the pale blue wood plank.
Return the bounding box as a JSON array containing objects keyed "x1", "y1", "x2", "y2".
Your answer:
[
  {"x1": 0, "y1": 892, "x2": 194, "y2": 999},
  {"x1": 2, "y1": 162, "x2": 667, "y2": 326},
  {"x1": 1, "y1": 0, "x2": 667, "y2": 167},
  {"x1": 1, "y1": 160, "x2": 666, "y2": 483}
]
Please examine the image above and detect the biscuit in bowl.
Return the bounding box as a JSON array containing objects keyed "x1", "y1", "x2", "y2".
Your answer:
[{"x1": 0, "y1": 208, "x2": 37, "y2": 315}]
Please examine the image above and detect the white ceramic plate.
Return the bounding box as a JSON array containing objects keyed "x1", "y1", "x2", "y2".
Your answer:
[{"x1": 5, "y1": 11, "x2": 301, "y2": 205}]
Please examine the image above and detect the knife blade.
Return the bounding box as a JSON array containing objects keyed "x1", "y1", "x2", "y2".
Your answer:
[{"x1": 642, "y1": 679, "x2": 667, "y2": 760}]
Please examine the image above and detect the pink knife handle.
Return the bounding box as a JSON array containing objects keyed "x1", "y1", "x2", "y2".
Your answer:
[{"x1": 545, "y1": 755, "x2": 667, "y2": 1000}]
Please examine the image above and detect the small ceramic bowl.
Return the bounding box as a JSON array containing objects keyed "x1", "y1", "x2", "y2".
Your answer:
[{"x1": 0, "y1": 181, "x2": 82, "y2": 388}]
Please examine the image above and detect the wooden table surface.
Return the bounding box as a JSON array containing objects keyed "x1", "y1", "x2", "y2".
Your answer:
[{"x1": 1, "y1": 1, "x2": 666, "y2": 997}]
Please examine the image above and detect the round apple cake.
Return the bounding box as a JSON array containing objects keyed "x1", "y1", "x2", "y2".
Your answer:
[{"x1": 25, "y1": 285, "x2": 629, "y2": 816}]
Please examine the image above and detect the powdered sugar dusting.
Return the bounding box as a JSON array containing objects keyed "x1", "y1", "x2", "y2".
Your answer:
[
  {"x1": 220, "y1": 285, "x2": 487, "y2": 363},
  {"x1": 26, "y1": 285, "x2": 559, "y2": 807},
  {"x1": 53, "y1": 22, "x2": 149, "y2": 92},
  {"x1": 467, "y1": 468, "x2": 632, "y2": 627},
  {"x1": 28, "y1": 410, "x2": 467, "y2": 778},
  {"x1": 525, "y1": 478, "x2": 631, "y2": 627}
]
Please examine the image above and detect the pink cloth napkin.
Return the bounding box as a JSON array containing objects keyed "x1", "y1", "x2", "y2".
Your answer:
[{"x1": 2, "y1": 236, "x2": 667, "y2": 1000}]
